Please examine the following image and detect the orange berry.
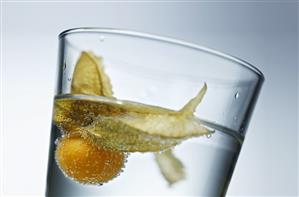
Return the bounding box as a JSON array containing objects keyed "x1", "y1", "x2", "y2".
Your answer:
[{"x1": 55, "y1": 135, "x2": 125, "y2": 184}]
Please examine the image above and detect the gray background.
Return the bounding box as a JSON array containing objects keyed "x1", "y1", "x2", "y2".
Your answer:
[{"x1": 2, "y1": 1, "x2": 298, "y2": 196}]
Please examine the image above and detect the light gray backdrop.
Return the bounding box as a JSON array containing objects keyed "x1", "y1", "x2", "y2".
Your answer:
[{"x1": 2, "y1": 1, "x2": 298, "y2": 196}]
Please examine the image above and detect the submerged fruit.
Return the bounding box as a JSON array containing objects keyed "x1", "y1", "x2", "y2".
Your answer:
[{"x1": 55, "y1": 135, "x2": 125, "y2": 184}]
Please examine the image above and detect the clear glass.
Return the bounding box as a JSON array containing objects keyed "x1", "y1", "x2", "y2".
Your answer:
[{"x1": 46, "y1": 28, "x2": 264, "y2": 196}]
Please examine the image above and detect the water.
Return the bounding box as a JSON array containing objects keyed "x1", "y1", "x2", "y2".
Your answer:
[{"x1": 46, "y1": 121, "x2": 242, "y2": 196}]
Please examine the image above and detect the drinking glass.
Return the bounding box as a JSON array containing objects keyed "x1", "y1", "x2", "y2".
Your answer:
[{"x1": 46, "y1": 28, "x2": 264, "y2": 196}]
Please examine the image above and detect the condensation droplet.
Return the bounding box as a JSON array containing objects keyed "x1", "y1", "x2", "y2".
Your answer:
[
  {"x1": 54, "y1": 138, "x2": 59, "y2": 145},
  {"x1": 234, "y1": 92, "x2": 240, "y2": 99},
  {"x1": 63, "y1": 62, "x2": 66, "y2": 70},
  {"x1": 233, "y1": 116, "x2": 238, "y2": 121},
  {"x1": 99, "y1": 35, "x2": 105, "y2": 42}
]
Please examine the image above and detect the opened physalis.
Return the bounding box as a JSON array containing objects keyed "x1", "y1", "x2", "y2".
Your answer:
[
  {"x1": 54, "y1": 83, "x2": 210, "y2": 152},
  {"x1": 53, "y1": 51, "x2": 212, "y2": 186},
  {"x1": 55, "y1": 51, "x2": 125, "y2": 184}
]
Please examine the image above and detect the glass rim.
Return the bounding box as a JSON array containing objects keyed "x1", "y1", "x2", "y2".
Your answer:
[{"x1": 59, "y1": 27, "x2": 265, "y2": 81}]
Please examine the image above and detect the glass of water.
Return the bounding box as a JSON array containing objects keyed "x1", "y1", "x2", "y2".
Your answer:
[{"x1": 46, "y1": 28, "x2": 264, "y2": 196}]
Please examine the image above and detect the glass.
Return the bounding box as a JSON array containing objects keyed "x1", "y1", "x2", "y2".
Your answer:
[{"x1": 46, "y1": 28, "x2": 264, "y2": 196}]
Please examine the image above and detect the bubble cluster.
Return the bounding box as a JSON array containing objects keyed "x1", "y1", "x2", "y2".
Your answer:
[
  {"x1": 84, "y1": 118, "x2": 181, "y2": 152},
  {"x1": 53, "y1": 98, "x2": 126, "y2": 134}
]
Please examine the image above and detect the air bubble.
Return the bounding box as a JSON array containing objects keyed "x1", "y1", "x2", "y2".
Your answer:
[
  {"x1": 67, "y1": 78, "x2": 72, "y2": 82},
  {"x1": 54, "y1": 138, "x2": 59, "y2": 145},
  {"x1": 234, "y1": 92, "x2": 240, "y2": 99},
  {"x1": 206, "y1": 134, "x2": 212, "y2": 138}
]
